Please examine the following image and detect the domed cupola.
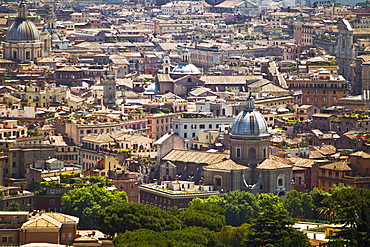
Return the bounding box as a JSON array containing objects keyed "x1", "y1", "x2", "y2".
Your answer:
[
  {"x1": 229, "y1": 96, "x2": 270, "y2": 165},
  {"x1": 5, "y1": 0, "x2": 40, "y2": 43},
  {"x1": 170, "y1": 47, "x2": 201, "y2": 79},
  {"x1": 231, "y1": 98, "x2": 269, "y2": 137},
  {"x1": 2, "y1": 0, "x2": 49, "y2": 63}
]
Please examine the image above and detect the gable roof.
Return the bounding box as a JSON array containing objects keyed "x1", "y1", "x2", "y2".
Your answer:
[
  {"x1": 22, "y1": 214, "x2": 62, "y2": 229},
  {"x1": 257, "y1": 157, "x2": 292, "y2": 170},
  {"x1": 205, "y1": 159, "x2": 248, "y2": 171},
  {"x1": 163, "y1": 150, "x2": 229, "y2": 165},
  {"x1": 320, "y1": 160, "x2": 352, "y2": 171},
  {"x1": 350, "y1": 151, "x2": 370, "y2": 159}
]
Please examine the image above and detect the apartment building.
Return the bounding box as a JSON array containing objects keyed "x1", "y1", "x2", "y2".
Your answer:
[
  {"x1": 287, "y1": 69, "x2": 348, "y2": 108},
  {"x1": 172, "y1": 117, "x2": 234, "y2": 140},
  {"x1": 146, "y1": 113, "x2": 178, "y2": 140}
]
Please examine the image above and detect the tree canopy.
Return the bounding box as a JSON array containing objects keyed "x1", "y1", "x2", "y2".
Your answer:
[
  {"x1": 97, "y1": 203, "x2": 182, "y2": 237},
  {"x1": 113, "y1": 227, "x2": 218, "y2": 247},
  {"x1": 177, "y1": 202, "x2": 226, "y2": 231},
  {"x1": 282, "y1": 190, "x2": 315, "y2": 219},
  {"x1": 62, "y1": 184, "x2": 127, "y2": 229},
  {"x1": 246, "y1": 203, "x2": 311, "y2": 247},
  {"x1": 323, "y1": 185, "x2": 370, "y2": 247}
]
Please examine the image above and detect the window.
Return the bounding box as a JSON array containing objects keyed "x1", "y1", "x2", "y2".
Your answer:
[
  {"x1": 184, "y1": 133, "x2": 187, "y2": 138},
  {"x1": 179, "y1": 200, "x2": 184, "y2": 205},
  {"x1": 80, "y1": 130, "x2": 84, "y2": 134},
  {"x1": 26, "y1": 51, "x2": 30, "y2": 60},
  {"x1": 192, "y1": 133, "x2": 195, "y2": 138},
  {"x1": 50, "y1": 199, "x2": 55, "y2": 205},
  {"x1": 61, "y1": 233, "x2": 66, "y2": 241},
  {"x1": 215, "y1": 177, "x2": 222, "y2": 186},
  {"x1": 2, "y1": 235, "x2": 14, "y2": 243},
  {"x1": 199, "y1": 124, "x2": 205, "y2": 129},
  {"x1": 322, "y1": 180, "x2": 325, "y2": 186},
  {"x1": 263, "y1": 146, "x2": 267, "y2": 158},
  {"x1": 191, "y1": 125, "x2": 196, "y2": 129},
  {"x1": 209, "y1": 124, "x2": 212, "y2": 128},
  {"x1": 322, "y1": 170, "x2": 325, "y2": 176},
  {"x1": 236, "y1": 146, "x2": 241, "y2": 158},
  {"x1": 184, "y1": 125, "x2": 187, "y2": 129},
  {"x1": 278, "y1": 178, "x2": 283, "y2": 186}
]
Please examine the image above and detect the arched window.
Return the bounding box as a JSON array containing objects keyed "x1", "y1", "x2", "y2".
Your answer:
[
  {"x1": 262, "y1": 146, "x2": 267, "y2": 158},
  {"x1": 277, "y1": 174, "x2": 285, "y2": 187},
  {"x1": 187, "y1": 78, "x2": 192, "y2": 82},
  {"x1": 248, "y1": 147, "x2": 256, "y2": 160},
  {"x1": 236, "y1": 146, "x2": 241, "y2": 158}
]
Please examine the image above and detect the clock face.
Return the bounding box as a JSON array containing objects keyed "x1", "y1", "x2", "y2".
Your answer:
[{"x1": 108, "y1": 86, "x2": 113, "y2": 91}]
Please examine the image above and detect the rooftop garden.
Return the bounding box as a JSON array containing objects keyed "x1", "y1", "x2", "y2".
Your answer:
[{"x1": 34, "y1": 173, "x2": 113, "y2": 194}]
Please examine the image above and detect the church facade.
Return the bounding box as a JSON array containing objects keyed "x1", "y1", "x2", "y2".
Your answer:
[{"x1": 158, "y1": 98, "x2": 293, "y2": 196}]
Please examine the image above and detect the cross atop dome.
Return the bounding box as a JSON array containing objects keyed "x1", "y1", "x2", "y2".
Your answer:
[{"x1": 18, "y1": 0, "x2": 28, "y2": 20}]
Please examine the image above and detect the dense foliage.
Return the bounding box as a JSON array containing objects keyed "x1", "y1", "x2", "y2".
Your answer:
[
  {"x1": 64, "y1": 184, "x2": 370, "y2": 246},
  {"x1": 61, "y1": 184, "x2": 127, "y2": 229},
  {"x1": 97, "y1": 203, "x2": 182, "y2": 237}
]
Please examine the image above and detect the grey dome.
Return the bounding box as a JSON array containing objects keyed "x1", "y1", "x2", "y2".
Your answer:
[
  {"x1": 171, "y1": 63, "x2": 201, "y2": 75},
  {"x1": 6, "y1": 19, "x2": 40, "y2": 43},
  {"x1": 231, "y1": 110, "x2": 269, "y2": 137}
]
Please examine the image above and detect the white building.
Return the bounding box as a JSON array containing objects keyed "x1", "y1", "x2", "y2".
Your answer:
[{"x1": 172, "y1": 117, "x2": 234, "y2": 141}]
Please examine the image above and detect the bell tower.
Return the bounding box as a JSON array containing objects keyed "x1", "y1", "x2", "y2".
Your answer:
[
  {"x1": 103, "y1": 68, "x2": 117, "y2": 105},
  {"x1": 163, "y1": 56, "x2": 171, "y2": 74}
]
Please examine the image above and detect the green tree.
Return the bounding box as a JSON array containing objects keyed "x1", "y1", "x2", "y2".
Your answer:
[
  {"x1": 4, "y1": 201, "x2": 21, "y2": 211},
  {"x1": 310, "y1": 187, "x2": 332, "y2": 220},
  {"x1": 255, "y1": 193, "x2": 280, "y2": 209},
  {"x1": 324, "y1": 185, "x2": 370, "y2": 247},
  {"x1": 216, "y1": 224, "x2": 250, "y2": 247},
  {"x1": 97, "y1": 203, "x2": 182, "y2": 237},
  {"x1": 113, "y1": 227, "x2": 218, "y2": 247},
  {"x1": 190, "y1": 191, "x2": 260, "y2": 226},
  {"x1": 245, "y1": 204, "x2": 310, "y2": 247},
  {"x1": 282, "y1": 190, "x2": 315, "y2": 218},
  {"x1": 62, "y1": 184, "x2": 127, "y2": 229},
  {"x1": 178, "y1": 207, "x2": 225, "y2": 231}
]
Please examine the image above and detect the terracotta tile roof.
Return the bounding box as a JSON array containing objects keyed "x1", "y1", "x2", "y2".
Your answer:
[
  {"x1": 44, "y1": 212, "x2": 79, "y2": 224},
  {"x1": 269, "y1": 155, "x2": 293, "y2": 165},
  {"x1": 83, "y1": 133, "x2": 114, "y2": 143},
  {"x1": 157, "y1": 74, "x2": 173, "y2": 82},
  {"x1": 21, "y1": 214, "x2": 61, "y2": 229},
  {"x1": 257, "y1": 157, "x2": 292, "y2": 170},
  {"x1": 289, "y1": 157, "x2": 315, "y2": 168},
  {"x1": 163, "y1": 150, "x2": 229, "y2": 165},
  {"x1": 320, "y1": 160, "x2": 352, "y2": 171},
  {"x1": 56, "y1": 66, "x2": 81, "y2": 72},
  {"x1": 309, "y1": 150, "x2": 325, "y2": 159},
  {"x1": 201, "y1": 75, "x2": 262, "y2": 85},
  {"x1": 312, "y1": 145, "x2": 336, "y2": 155},
  {"x1": 350, "y1": 151, "x2": 370, "y2": 159},
  {"x1": 205, "y1": 159, "x2": 248, "y2": 171}
]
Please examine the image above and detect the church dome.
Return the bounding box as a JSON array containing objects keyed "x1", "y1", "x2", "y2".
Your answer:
[
  {"x1": 6, "y1": 19, "x2": 40, "y2": 43},
  {"x1": 231, "y1": 101, "x2": 269, "y2": 137},
  {"x1": 171, "y1": 63, "x2": 201, "y2": 75}
]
